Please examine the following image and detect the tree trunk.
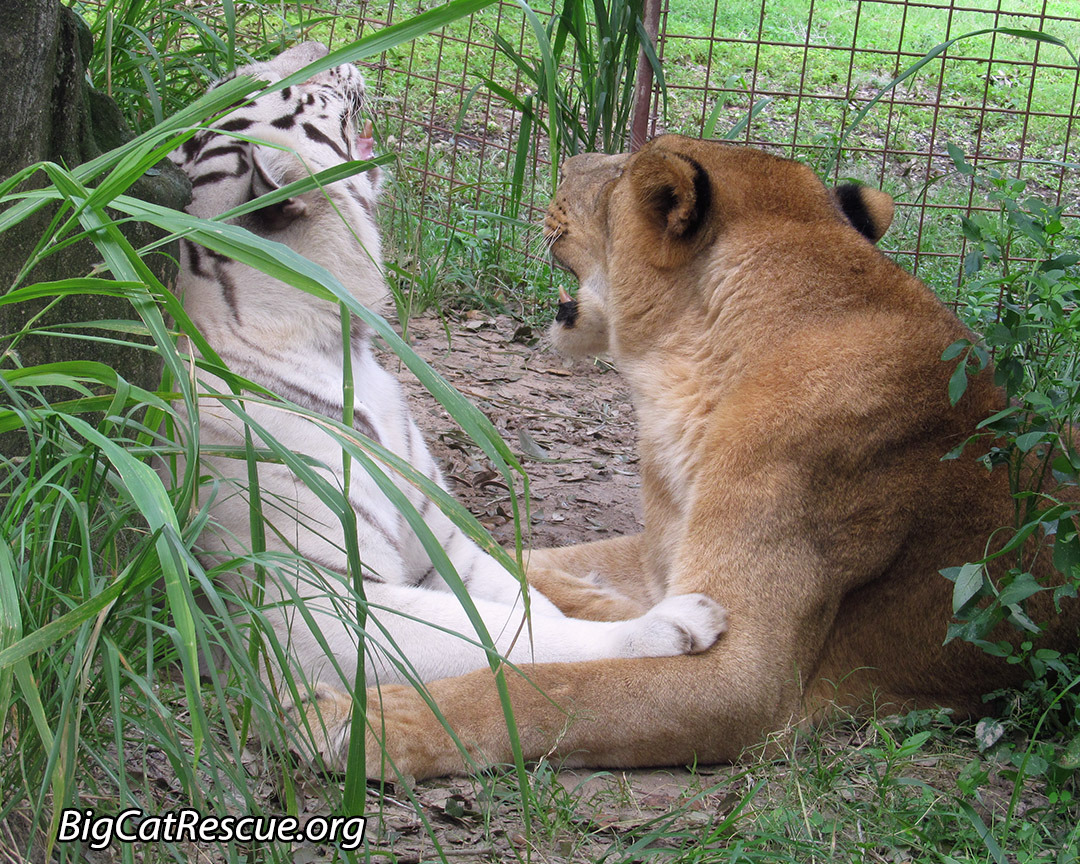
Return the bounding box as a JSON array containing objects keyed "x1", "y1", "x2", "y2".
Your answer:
[{"x1": 0, "y1": 0, "x2": 190, "y2": 432}]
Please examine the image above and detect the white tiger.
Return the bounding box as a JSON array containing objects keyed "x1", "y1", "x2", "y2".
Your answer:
[{"x1": 167, "y1": 42, "x2": 726, "y2": 760}]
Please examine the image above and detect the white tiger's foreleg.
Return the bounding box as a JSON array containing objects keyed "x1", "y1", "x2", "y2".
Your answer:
[{"x1": 324, "y1": 581, "x2": 726, "y2": 686}]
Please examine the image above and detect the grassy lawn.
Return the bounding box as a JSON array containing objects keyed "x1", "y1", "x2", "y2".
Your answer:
[
  {"x1": 251, "y1": 0, "x2": 1078, "y2": 314},
  {"x1": 654, "y1": 0, "x2": 1080, "y2": 291}
]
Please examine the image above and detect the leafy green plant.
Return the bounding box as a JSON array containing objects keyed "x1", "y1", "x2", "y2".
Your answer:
[
  {"x1": 926, "y1": 147, "x2": 1080, "y2": 856},
  {"x1": 939, "y1": 148, "x2": 1080, "y2": 650},
  {"x1": 76, "y1": 0, "x2": 263, "y2": 130},
  {"x1": 473, "y1": 0, "x2": 664, "y2": 202}
]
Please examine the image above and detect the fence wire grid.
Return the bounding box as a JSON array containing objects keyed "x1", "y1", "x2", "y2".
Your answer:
[{"x1": 319, "y1": 0, "x2": 1079, "y2": 295}]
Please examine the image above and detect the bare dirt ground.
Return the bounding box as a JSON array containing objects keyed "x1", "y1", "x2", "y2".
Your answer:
[{"x1": 378, "y1": 310, "x2": 644, "y2": 550}]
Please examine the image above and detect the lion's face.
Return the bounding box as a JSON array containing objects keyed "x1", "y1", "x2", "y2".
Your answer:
[
  {"x1": 544, "y1": 152, "x2": 628, "y2": 357},
  {"x1": 546, "y1": 136, "x2": 894, "y2": 359}
]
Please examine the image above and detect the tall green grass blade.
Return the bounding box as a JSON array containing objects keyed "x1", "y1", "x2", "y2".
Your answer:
[
  {"x1": 955, "y1": 800, "x2": 1009, "y2": 864},
  {"x1": 515, "y1": 1, "x2": 561, "y2": 196},
  {"x1": 77, "y1": 74, "x2": 257, "y2": 183},
  {"x1": 0, "y1": 279, "x2": 145, "y2": 306},
  {"x1": 223, "y1": 0, "x2": 237, "y2": 72},
  {"x1": 453, "y1": 80, "x2": 486, "y2": 136},
  {"x1": 61, "y1": 414, "x2": 204, "y2": 758},
  {"x1": 337, "y1": 303, "x2": 370, "y2": 814},
  {"x1": 0, "y1": 539, "x2": 20, "y2": 742},
  {"x1": 704, "y1": 96, "x2": 772, "y2": 141},
  {"x1": 273, "y1": 0, "x2": 500, "y2": 92},
  {"x1": 509, "y1": 94, "x2": 535, "y2": 222},
  {"x1": 15, "y1": 165, "x2": 210, "y2": 769}
]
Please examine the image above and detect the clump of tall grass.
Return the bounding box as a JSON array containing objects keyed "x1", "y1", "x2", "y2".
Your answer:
[
  {"x1": 0, "y1": 2, "x2": 550, "y2": 859},
  {"x1": 468, "y1": 0, "x2": 664, "y2": 206}
]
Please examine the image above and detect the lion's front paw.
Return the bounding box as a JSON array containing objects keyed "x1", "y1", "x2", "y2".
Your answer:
[
  {"x1": 287, "y1": 684, "x2": 354, "y2": 773},
  {"x1": 288, "y1": 683, "x2": 462, "y2": 783},
  {"x1": 614, "y1": 593, "x2": 727, "y2": 657},
  {"x1": 365, "y1": 684, "x2": 458, "y2": 784}
]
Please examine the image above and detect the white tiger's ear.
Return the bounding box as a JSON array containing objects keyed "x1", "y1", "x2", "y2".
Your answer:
[{"x1": 250, "y1": 145, "x2": 308, "y2": 231}]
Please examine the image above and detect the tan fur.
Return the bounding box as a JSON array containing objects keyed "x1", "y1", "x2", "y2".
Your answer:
[{"x1": 365, "y1": 136, "x2": 1079, "y2": 780}]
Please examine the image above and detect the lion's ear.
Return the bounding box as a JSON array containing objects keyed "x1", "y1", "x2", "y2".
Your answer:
[
  {"x1": 630, "y1": 149, "x2": 712, "y2": 261},
  {"x1": 832, "y1": 183, "x2": 894, "y2": 244}
]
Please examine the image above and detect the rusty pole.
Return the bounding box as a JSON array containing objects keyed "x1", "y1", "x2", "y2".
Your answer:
[{"x1": 629, "y1": 0, "x2": 662, "y2": 151}]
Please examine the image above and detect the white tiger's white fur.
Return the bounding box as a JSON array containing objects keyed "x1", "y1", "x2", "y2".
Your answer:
[{"x1": 168, "y1": 43, "x2": 725, "y2": 732}]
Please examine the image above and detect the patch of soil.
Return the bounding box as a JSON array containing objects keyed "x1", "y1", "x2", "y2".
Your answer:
[
  {"x1": 358, "y1": 766, "x2": 733, "y2": 864},
  {"x1": 377, "y1": 310, "x2": 644, "y2": 550}
]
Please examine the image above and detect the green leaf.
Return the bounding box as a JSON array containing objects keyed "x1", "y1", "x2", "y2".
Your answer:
[
  {"x1": 0, "y1": 278, "x2": 144, "y2": 306},
  {"x1": 1043, "y1": 252, "x2": 1080, "y2": 270},
  {"x1": 1054, "y1": 583, "x2": 1078, "y2": 606},
  {"x1": 720, "y1": 97, "x2": 773, "y2": 142},
  {"x1": 940, "y1": 566, "x2": 962, "y2": 583},
  {"x1": 975, "y1": 717, "x2": 1005, "y2": 751},
  {"x1": 1060, "y1": 733, "x2": 1080, "y2": 769},
  {"x1": 948, "y1": 359, "x2": 969, "y2": 406},
  {"x1": 1012, "y1": 750, "x2": 1049, "y2": 776},
  {"x1": 997, "y1": 571, "x2": 1045, "y2": 607},
  {"x1": 983, "y1": 323, "x2": 1012, "y2": 347},
  {"x1": 948, "y1": 141, "x2": 974, "y2": 175},
  {"x1": 993, "y1": 27, "x2": 1077, "y2": 60},
  {"x1": 952, "y1": 562, "x2": 985, "y2": 614},
  {"x1": 1014, "y1": 431, "x2": 1048, "y2": 452},
  {"x1": 941, "y1": 339, "x2": 970, "y2": 362},
  {"x1": 957, "y1": 758, "x2": 989, "y2": 795},
  {"x1": 955, "y1": 800, "x2": 1009, "y2": 864},
  {"x1": 1022, "y1": 391, "x2": 1053, "y2": 410},
  {"x1": 1005, "y1": 605, "x2": 1042, "y2": 634},
  {"x1": 975, "y1": 405, "x2": 1019, "y2": 430},
  {"x1": 946, "y1": 605, "x2": 1002, "y2": 644},
  {"x1": 941, "y1": 434, "x2": 982, "y2": 461},
  {"x1": 897, "y1": 729, "x2": 934, "y2": 757},
  {"x1": 217, "y1": 157, "x2": 394, "y2": 223},
  {"x1": 1053, "y1": 526, "x2": 1080, "y2": 577},
  {"x1": 0, "y1": 539, "x2": 20, "y2": 739}
]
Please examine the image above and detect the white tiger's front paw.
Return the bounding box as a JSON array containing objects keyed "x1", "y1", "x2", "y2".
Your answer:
[{"x1": 613, "y1": 593, "x2": 727, "y2": 658}]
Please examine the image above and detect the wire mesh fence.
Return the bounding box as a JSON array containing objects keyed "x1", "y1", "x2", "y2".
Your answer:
[
  {"x1": 70, "y1": 0, "x2": 1080, "y2": 297},
  {"x1": 337, "y1": 0, "x2": 1079, "y2": 295},
  {"x1": 648, "y1": 0, "x2": 1080, "y2": 285}
]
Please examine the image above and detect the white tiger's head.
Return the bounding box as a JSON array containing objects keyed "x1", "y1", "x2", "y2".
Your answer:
[{"x1": 173, "y1": 42, "x2": 386, "y2": 343}]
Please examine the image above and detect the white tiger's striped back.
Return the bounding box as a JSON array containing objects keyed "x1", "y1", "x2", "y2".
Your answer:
[{"x1": 170, "y1": 43, "x2": 473, "y2": 591}]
